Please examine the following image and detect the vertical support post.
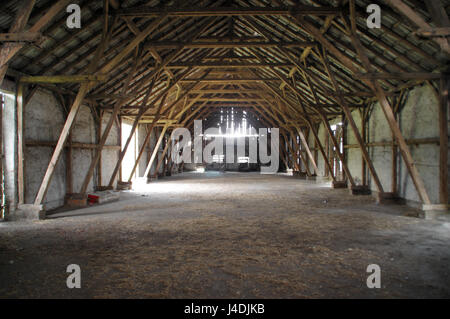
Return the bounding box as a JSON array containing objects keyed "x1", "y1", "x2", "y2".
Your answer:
[
  {"x1": 118, "y1": 117, "x2": 122, "y2": 182},
  {"x1": 324, "y1": 128, "x2": 329, "y2": 177},
  {"x1": 440, "y1": 77, "x2": 449, "y2": 205},
  {"x1": 314, "y1": 125, "x2": 318, "y2": 172},
  {"x1": 361, "y1": 110, "x2": 367, "y2": 186},
  {"x1": 16, "y1": 83, "x2": 24, "y2": 204},
  {"x1": 391, "y1": 114, "x2": 398, "y2": 194},
  {"x1": 66, "y1": 132, "x2": 73, "y2": 194},
  {"x1": 0, "y1": 91, "x2": 3, "y2": 218},
  {"x1": 97, "y1": 110, "x2": 103, "y2": 187}
]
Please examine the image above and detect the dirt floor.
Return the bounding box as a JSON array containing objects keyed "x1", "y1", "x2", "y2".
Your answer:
[{"x1": 1, "y1": 171, "x2": 449, "y2": 298}]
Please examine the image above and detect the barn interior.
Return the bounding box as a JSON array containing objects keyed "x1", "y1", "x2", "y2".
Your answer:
[{"x1": 0, "y1": 0, "x2": 449, "y2": 298}]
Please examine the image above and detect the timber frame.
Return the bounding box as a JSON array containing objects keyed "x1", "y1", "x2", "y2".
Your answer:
[{"x1": 0, "y1": 0, "x2": 448, "y2": 210}]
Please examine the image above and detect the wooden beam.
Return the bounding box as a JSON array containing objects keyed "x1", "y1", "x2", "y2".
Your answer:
[
  {"x1": 126, "y1": 93, "x2": 169, "y2": 182},
  {"x1": 25, "y1": 140, "x2": 121, "y2": 149},
  {"x1": 116, "y1": 6, "x2": 341, "y2": 17},
  {"x1": 20, "y1": 74, "x2": 107, "y2": 84},
  {"x1": 144, "y1": 41, "x2": 316, "y2": 49},
  {"x1": 299, "y1": 70, "x2": 357, "y2": 187},
  {"x1": 164, "y1": 62, "x2": 295, "y2": 68},
  {"x1": 296, "y1": 12, "x2": 432, "y2": 204},
  {"x1": 355, "y1": 73, "x2": 443, "y2": 80},
  {"x1": 320, "y1": 49, "x2": 383, "y2": 192},
  {"x1": 99, "y1": 14, "x2": 168, "y2": 75},
  {"x1": 296, "y1": 127, "x2": 319, "y2": 175},
  {"x1": 79, "y1": 49, "x2": 142, "y2": 194},
  {"x1": 152, "y1": 133, "x2": 172, "y2": 178},
  {"x1": 0, "y1": 32, "x2": 43, "y2": 42},
  {"x1": 33, "y1": 3, "x2": 113, "y2": 205},
  {"x1": 34, "y1": 84, "x2": 90, "y2": 204},
  {"x1": 0, "y1": 0, "x2": 36, "y2": 84},
  {"x1": 107, "y1": 73, "x2": 162, "y2": 187},
  {"x1": 0, "y1": 0, "x2": 72, "y2": 85},
  {"x1": 180, "y1": 78, "x2": 279, "y2": 83},
  {"x1": 143, "y1": 123, "x2": 169, "y2": 178},
  {"x1": 415, "y1": 27, "x2": 450, "y2": 37},
  {"x1": 347, "y1": 1, "x2": 431, "y2": 203},
  {"x1": 386, "y1": 0, "x2": 450, "y2": 55}
]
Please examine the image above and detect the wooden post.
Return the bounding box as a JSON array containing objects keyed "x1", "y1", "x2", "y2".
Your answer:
[
  {"x1": 317, "y1": 112, "x2": 356, "y2": 187},
  {"x1": 361, "y1": 110, "x2": 367, "y2": 186},
  {"x1": 324, "y1": 128, "x2": 329, "y2": 177},
  {"x1": 16, "y1": 83, "x2": 24, "y2": 204},
  {"x1": 0, "y1": 92, "x2": 3, "y2": 217},
  {"x1": 296, "y1": 127, "x2": 319, "y2": 175},
  {"x1": 440, "y1": 77, "x2": 449, "y2": 205},
  {"x1": 143, "y1": 124, "x2": 170, "y2": 179},
  {"x1": 66, "y1": 132, "x2": 73, "y2": 195},
  {"x1": 79, "y1": 48, "x2": 142, "y2": 194},
  {"x1": 33, "y1": 2, "x2": 114, "y2": 205},
  {"x1": 153, "y1": 132, "x2": 173, "y2": 178},
  {"x1": 319, "y1": 48, "x2": 384, "y2": 193},
  {"x1": 97, "y1": 110, "x2": 103, "y2": 187},
  {"x1": 118, "y1": 117, "x2": 122, "y2": 182},
  {"x1": 391, "y1": 112, "x2": 398, "y2": 194},
  {"x1": 125, "y1": 96, "x2": 168, "y2": 182},
  {"x1": 34, "y1": 83, "x2": 90, "y2": 204},
  {"x1": 344, "y1": 2, "x2": 431, "y2": 203}
]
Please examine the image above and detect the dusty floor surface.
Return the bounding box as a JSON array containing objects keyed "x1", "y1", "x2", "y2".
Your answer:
[{"x1": 1, "y1": 172, "x2": 449, "y2": 298}]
